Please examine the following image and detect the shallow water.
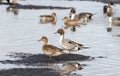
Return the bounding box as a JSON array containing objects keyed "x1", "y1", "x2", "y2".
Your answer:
[{"x1": 0, "y1": 0, "x2": 120, "y2": 76}]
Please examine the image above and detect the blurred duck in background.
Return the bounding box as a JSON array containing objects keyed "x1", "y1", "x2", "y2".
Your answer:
[
  {"x1": 40, "y1": 12, "x2": 56, "y2": 25},
  {"x1": 103, "y1": 1, "x2": 114, "y2": 16},
  {"x1": 69, "y1": 8, "x2": 94, "y2": 25}
]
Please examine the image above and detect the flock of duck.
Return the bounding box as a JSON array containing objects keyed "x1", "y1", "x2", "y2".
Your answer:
[
  {"x1": 39, "y1": 1, "x2": 120, "y2": 74},
  {"x1": 38, "y1": 7, "x2": 96, "y2": 75},
  {"x1": 1, "y1": 0, "x2": 120, "y2": 75}
]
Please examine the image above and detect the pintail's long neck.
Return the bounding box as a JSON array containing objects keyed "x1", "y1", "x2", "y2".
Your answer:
[
  {"x1": 70, "y1": 13, "x2": 75, "y2": 20},
  {"x1": 108, "y1": 16, "x2": 112, "y2": 28},
  {"x1": 109, "y1": 16, "x2": 112, "y2": 23},
  {"x1": 60, "y1": 34, "x2": 64, "y2": 43}
]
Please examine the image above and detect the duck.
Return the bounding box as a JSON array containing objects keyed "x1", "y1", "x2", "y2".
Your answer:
[
  {"x1": 69, "y1": 7, "x2": 94, "y2": 20},
  {"x1": 69, "y1": 8, "x2": 93, "y2": 24},
  {"x1": 63, "y1": 16, "x2": 81, "y2": 27},
  {"x1": 38, "y1": 36, "x2": 64, "y2": 60},
  {"x1": 6, "y1": 0, "x2": 18, "y2": 4},
  {"x1": 56, "y1": 28, "x2": 89, "y2": 53},
  {"x1": 61, "y1": 62, "x2": 83, "y2": 74},
  {"x1": 40, "y1": 12, "x2": 56, "y2": 24},
  {"x1": 103, "y1": 1, "x2": 113, "y2": 16}
]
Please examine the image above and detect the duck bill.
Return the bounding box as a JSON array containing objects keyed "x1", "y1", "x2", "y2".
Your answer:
[
  {"x1": 53, "y1": 32, "x2": 57, "y2": 34},
  {"x1": 38, "y1": 39, "x2": 41, "y2": 42}
]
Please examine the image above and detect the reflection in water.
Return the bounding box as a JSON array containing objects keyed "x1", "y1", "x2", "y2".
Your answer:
[
  {"x1": 60, "y1": 61, "x2": 83, "y2": 75},
  {"x1": 64, "y1": 24, "x2": 77, "y2": 32},
  {"x1": 6, "y1": 5, "x2": 19, "y2": 15},
  {"x1": 71, "y1": 26, "x2": 76, "y2": 32},
  {"x1": 107, "y1": 21, "x2": 112, "y2": 32},
  {"x1": 107, "y1": 20, "x2": 120, "y2": 32}
]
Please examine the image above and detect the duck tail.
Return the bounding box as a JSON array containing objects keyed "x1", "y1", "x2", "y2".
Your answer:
[
  {"x1": 78, "y1": 43, "x2": 84, "y2": 46},
  {"x1": 82, "y1": 46, "x2": 90, "y2": 49},
  {"x1": 89, "y1": 13, "x2": 97, "y2": 19}
]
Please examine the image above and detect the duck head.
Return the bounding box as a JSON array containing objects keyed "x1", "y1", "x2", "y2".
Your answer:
[
  {"x1": 70, "y1": 7, "x2": 76, "y2": 14},
  {"x1": 63, "y1": 16, "x2": 69, "y2": 20},
  {"x1": 38, "y1": 36, "x2": 48, "y2": 44},
  {"x1": 62, "y1": 16, "x2": 69, "y2": 24},
  {"x1": 57, "y1": 28, "x2": 65, "y2": 35},
  {"x1": 51, "y1": 12, "x2": 56, "y2": 17}
]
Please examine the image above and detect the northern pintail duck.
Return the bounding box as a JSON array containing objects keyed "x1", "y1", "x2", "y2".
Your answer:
[
  {"x1": 61, "y1": 62, "x2": 82, "y2": 74},
  {"x1": 40, "y1": 12, "x2": 56, "y2": 24},
  {"x1": 63, "y1": 16, "x2": 81, "y2": 27},
  {"x1": 38, "y1": 36, "x2": 64, "y2": 59},
  {"x1": 69, "y1": 7, "x2": 94, "y2": 20},
  {"x1": 56, "y1": 28, "x2": 89, "y2": 53},
  {"x1": 103, "y1": 2, "x2": 113, "y2": 16},
  {"x1": 69, "y1": 8, "x2": 93, "y2": 25},
  {"x1": 6, "y1": 0, "x2": 18, "y2": 4}
]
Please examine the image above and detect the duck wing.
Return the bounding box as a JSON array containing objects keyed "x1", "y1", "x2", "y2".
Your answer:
[
  {"x1": 45, "y1": 45, "x2": 63, "y2": 52},
  {"x1": 64, "y1": 39, "x2": 89, "y2": 49},
  {"x1": 65, "y1": 39, "x2": 83, "y2": 46}
]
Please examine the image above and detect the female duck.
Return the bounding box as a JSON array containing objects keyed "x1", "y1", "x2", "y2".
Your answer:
[
  {"x1": 40, "y1": 12, "x2": 56, "y2": 24},
  {"x1": 38, "y1": 36, "x2": 64, "y2": 60},
  {"x1": 56, "y1": 28, "x2": 89, "y2": 53}
]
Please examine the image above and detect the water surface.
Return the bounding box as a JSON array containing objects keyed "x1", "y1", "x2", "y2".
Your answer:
[{"x1": 0, "y1": 1, "x2": 120, "y2": 76}]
